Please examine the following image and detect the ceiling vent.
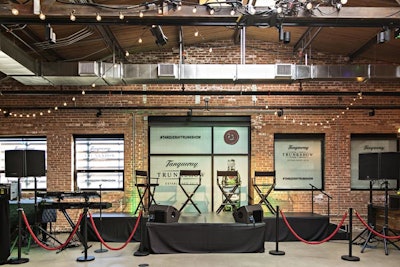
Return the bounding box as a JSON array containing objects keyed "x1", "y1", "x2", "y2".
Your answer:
[
  {"x1": 158, "y1": 63, "x2": 176, "y2": 77},
  {"x1": 275, "y1": 64, "x2": 293, "y2": 78},
  {"x1": 78, "y1": 61, "x2": 99, "y2": 77}
]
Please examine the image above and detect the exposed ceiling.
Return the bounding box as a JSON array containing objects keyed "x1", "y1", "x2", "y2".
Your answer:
[{"x1": 0, "y1": 0, "x2": 400, "y2": 86}]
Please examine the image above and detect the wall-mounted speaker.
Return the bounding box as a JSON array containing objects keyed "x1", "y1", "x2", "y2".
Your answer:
[
  {"x1": 5, "y1": 150, "x2": 46, "y2": 177},
  {"x1": 148, "y1": 204, "x2": 180, "y2": 223},
  {"x1": 233, "y1": 204, "x2": 264, "y2": 224}
]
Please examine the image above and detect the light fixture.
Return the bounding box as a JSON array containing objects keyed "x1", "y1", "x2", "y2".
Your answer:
[
  {"x1": 230, "y1": 8, "x2": 236, "y2": 16},
  {"x1": 278, "y1": 25, "x2": 290, "y2": 44},
  {"x1": 377, "y1": 28, "x2": 390, "y2": 44},
  {"x1": 70, "y1": 10, "x2": 76, "y2": 21},
  {"x1": 207, "y1": 6, "x2": 215, "y2": 15},
  {"x1": 96, "y1": 13, "x2": 102, "y2": 21},
  {"x1": 45, "y1": 23, "x2": 56, "y2": 44},
  {"x1": 150, "y1": 25, "x2": 168, "y2": 46},
  {"x1": 39, "y1": 11, "x2": 46, "y2": 20},
  {"x1": 194, "y1": 30, "x2": 199, "y2": 37},
  {"x1": 368, "y1": 109, "x2": 375, "y2": 117},
  {"x1": 192, "y1": 6, "x2": 197, "y2": 13},
  {"x1": 394, "y1": 28, "x2": 400, "y2": 39},
  {"x1": 138, "y1": 37, "x2": 143, "y2": 43},
  {"x1": 158, "y1": 6, "x2": 163, "y2": 15},
  {"x1": 139, "y1": 10, "x2": 144, "y2": 18},
  {"x1": 277, "y1": 109, "x2": 284, "y2": 117},
  {"x1": 125, "y1": 50, "x2": 130, "y2": 57},
  {"x1": 119, "y1": 12, "x2": 124, "y2": 20},
  {"x1": 11, "y1": 8, "x2": 19, "y2": 16}
]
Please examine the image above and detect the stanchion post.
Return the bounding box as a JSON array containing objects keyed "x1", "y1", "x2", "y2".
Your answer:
[
  {"x1": 341, "y1": 208, "x2": 360, "y2": 261},
  {"x1": 134, "y1": 211, "x2": 150, "y2": 256},
  {"x1": 269, "y1": 206, "x2": 285, "y2": 256}
]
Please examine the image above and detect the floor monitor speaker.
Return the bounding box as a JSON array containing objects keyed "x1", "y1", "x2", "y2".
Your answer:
[
  {"x1": 233, "y1": 204, "x2": 264, "y2": 224},
  {"x1": 148, "y1": 204, "x2": 180, "y2": 223}
]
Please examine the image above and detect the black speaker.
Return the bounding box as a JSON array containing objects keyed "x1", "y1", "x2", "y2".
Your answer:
[
  {"x1": 358, "y1": 153, "x2": 379, "y2": 180},
  {"x1": 233, "y1": 204, "x2": 264, "y2": 224},
  {"x1": 5, "y1": 150, "x2": 45, "y2": 177},
  {"x1": 380, "y1": 152, "x2": 400, "y2": 180},
  {"x1": 148, "y1": 205, "x2": 180, "y2": 223}
]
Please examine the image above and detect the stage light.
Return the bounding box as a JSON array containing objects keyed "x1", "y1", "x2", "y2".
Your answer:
[
  {"x1": 395, "y1": 28, "x2": 400, "y2": 39},
  {"x1": 150, "y1": 25, "x2": 168, "y2": 46}
]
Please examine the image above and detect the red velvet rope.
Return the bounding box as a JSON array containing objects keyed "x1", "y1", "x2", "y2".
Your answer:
[
  {"x1": 280, "y1": 210, "x2": 348, "y2": 245},
  {"x1": 88, "y1": 210, "x2": 142, "y2": 251},
  {"x1": 355, "y1": 211, "x2": 400, "y2": 240},
  {"x1": 21, "y1": 210, "x2": 84, "y2": 251}
]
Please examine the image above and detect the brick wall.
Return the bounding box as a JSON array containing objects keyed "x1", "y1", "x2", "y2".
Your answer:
[{"x1": 1, "y1": 39, "x2": 400, "y2": 230}]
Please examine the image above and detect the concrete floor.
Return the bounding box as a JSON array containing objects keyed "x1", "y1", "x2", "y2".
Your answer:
[{"x1": 5, "y1": 236, "x2": 400, "y2": 267}]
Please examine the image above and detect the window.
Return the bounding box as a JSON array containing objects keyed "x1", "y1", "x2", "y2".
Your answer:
[
  {"x1": 0, "y1": 137, "x2": 47, "y2": 190},
  {"x1": 74, "y1": 135, "x2": 124, "y2": 190}
]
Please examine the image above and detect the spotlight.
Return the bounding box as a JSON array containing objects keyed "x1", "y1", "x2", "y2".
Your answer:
[
  {"x1": 283, "y1": 31, "x2": 291, "y2": 44},
  {"x1": 150, "y1": 25, "x2": 168, "y2": 46},
  {"x1": 96, "y1": 109, "x2": 102, "y2": 117},
  {"x1": 377, "y1": 28, "x2": 390, "y2": 44},
  {"x1": 45, "y1": 23, "x2": 56, "y2": 44},
  {"x1": 368, "y1": 109, "x2": 375, "y2": 117},
  {"x1": 394, "y1": 28, "x2": 400, "y2": 39}
]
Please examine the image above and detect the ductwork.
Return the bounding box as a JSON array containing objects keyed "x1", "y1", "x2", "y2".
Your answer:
[{"x1": 9, "y1": 62, "x2": 400, "y2": 86}]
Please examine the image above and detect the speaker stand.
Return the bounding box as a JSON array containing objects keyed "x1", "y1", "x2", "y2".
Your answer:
[
  {"x1": 8, "y1": 177, "x2": 29, "y2": 265},
  {"x1": 94, "y1": 184, "x2": 108, "y2": 254}
]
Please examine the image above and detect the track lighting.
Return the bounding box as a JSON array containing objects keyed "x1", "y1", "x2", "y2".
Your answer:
[{"x1": 150, "y1": 25, "x2": 168, "y2": 46}]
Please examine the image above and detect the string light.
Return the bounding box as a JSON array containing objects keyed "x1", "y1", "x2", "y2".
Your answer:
[
  {"x1": 11, "y1": 8, "x2": 19, "y2": 15},
  {"x1": 192, "y1": 6, "x2": 197, "y2": 13},
  {"x1": 70, "y1": 10, "x2": 76, "y2": 21},
  {"x1": 139, "y1": 10, "x2": 144, "y2": 18},
  {"x1": 138, "y1": 37, "x2": 143, "y2": 43},
  {"x1": 96, "y1": 13, "x2": 102, "y2": 21},
  {"x1": 39, "y1": 11, "x2": 46, "y2": 20},
  {"x1": 119, "y1": 12, "x2": 124, "y2": 20}
]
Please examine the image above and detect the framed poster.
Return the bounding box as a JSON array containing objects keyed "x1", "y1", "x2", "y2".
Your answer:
[
  {"x1": 274, "y1": 134, "x2": 324, "y2": 190},
  {"x1": 351, "y1": 134, "x2": 398, "y2": 190}
]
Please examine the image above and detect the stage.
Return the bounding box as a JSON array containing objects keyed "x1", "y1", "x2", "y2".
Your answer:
[{"x1": 88, "y1": 211, "x2": 347, "y2": 254}]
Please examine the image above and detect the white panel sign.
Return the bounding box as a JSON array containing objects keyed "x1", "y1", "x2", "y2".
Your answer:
[
  {"x1": 275, "y1": 139, "x2": 322, "y2": 189},
  {"x1": 150, "y1": 127, "x2": 212, "y2": 154},
  {"x1": 351, "y1": 138, "x2": 397, "y2": 189},
  {"x1": 213, "y1": 127, "x2": 248, "y2": 154},
  {"x1": 150, "y1": 156, "x2": 212, "y2": 212}
]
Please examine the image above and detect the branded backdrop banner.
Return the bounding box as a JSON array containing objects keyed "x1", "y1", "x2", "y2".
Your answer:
[{"x1": 275, "y1": 139, "x2": 323, "y2": 190}]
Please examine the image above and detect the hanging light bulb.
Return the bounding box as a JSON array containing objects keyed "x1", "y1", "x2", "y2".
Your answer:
[
  {"x1": 82, "y1": 90, "x2": 85, "y2": 95},
  {"x1": 230, "y1": 8, "x2": 235, "y2": 16},
  {"x1": 119, "y1": 12, "x2": 124, "y2": 20},
  {"x1": 70, "y1": 10, "x2": 76, "y2": 21},
  {"x1": 194, "y1": 30, "x2": 199, "y2": 37},
  {"x1": 96, "y1": 13, "x2": 102, "y2": 21},
  {"x1": 40, "y1": 112, "x2": 43, "y2": 116},
  {"x1": 192, "y1": 6, "x2": 197, "y2": 13},
  {"x1": 138, "y1": 37, "x2": 143, "y2": 43},
  {"x1": 11, "y1": 8, "x2": 19, "y2": 15},
  {"x1": 72, "y1": 96, "x2": 76, "y2": 101},
  {"x1": 91, "y1": 83, "x2": 96, "y2": 88},
  {"x1": 39, "y1": 11, "x2": 46, "y2": 20},
  {"x1": 125, "y1": 50, "x2": 130, "y2": 56},
  {"x1": 139, "y1": 10, "x2": 144, "y2": 18},
  {"x1": 63, "y1": 102, "x2": 67, "y2": 106},
  {"x1": 54, "y1": 106, "x2": 58, "y2": 110}
]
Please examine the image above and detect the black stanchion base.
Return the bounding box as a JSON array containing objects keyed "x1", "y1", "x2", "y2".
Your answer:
[
  {"x1": 76, "y1": 255, "x2": 95, "y2": 262},
  {"x1": 341, "y1": 255, "x2": 360, "y2": 261},
  {"x1": 134, "y1": 250, "x2": 150, "y2": 257},
  {"x1": 94, "y1": 248, "x2": 108, "y2": 253},
  {"x1": 269, "y1": 250, "x2": 285, "y2": 256},
  {"x1": 8, "y1": 258, "x2": 29, "y2": 265}
]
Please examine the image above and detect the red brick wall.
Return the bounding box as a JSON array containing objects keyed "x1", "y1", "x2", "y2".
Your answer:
[{"x1": 1, "y1": 39, "x2": 399, "y2": 230}]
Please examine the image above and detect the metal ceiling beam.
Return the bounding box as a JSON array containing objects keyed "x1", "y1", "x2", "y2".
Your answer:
[
  {"x1": 1, "y1": 90, "x2": 400, "y2": 96},
  {"x1": 1, "y1": 6, "x2": 400, "y2": 27}
]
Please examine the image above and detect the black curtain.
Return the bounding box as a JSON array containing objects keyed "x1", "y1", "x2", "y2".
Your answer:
[{"x1": 0, "y1": 196, "x2": 10, "y2": 264}]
